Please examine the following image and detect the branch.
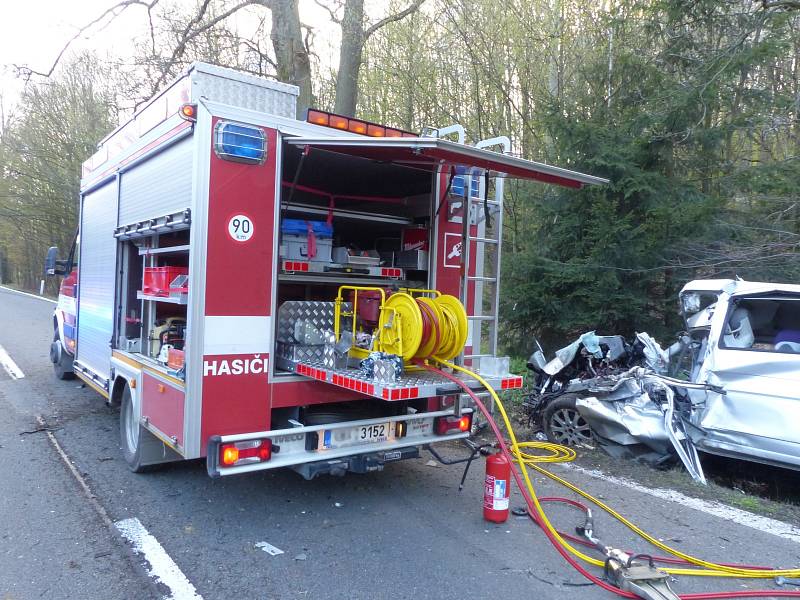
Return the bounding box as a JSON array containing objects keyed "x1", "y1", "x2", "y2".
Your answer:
[
  {"x1": 150, "y1": 0, "x2": 270, "y2": 91},
  {"x1": 364, "y1": 0, "x2": 425, "y2": 40},
  {"x1": 313, "y1": 0, "x2": 342, "y2": 24},
  {"x1": 762, "y1": 0, "x2": 800, "y2": 9},
  {"x1": 13, "y1": 0, "x2": 160, "y2": 81}
]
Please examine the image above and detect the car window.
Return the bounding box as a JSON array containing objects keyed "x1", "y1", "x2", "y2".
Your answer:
[{"x1": 720, "y1": 297, "x2": 800, "y2": 354}]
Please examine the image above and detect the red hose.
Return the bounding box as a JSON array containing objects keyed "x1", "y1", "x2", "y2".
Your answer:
[
  {"x1": 418, "y1": 361, "x2": 799, "y2": 599},
  {"x1": 535, "y1": 497, "x2": 772, "y2": 571}
]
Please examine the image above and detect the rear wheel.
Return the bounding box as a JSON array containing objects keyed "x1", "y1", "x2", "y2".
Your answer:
[
  {"x1": 120, "y1": 385, "x2": 157, "y2": 473},
  {"x1": 543, "y1": 395, "x2": 594, "y2": 447},
  {"x1": 51, "y1": 332, "x2": 75, "y2": 380}
]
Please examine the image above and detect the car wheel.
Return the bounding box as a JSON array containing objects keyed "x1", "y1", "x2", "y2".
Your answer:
[
  {"x1": 120, "y1": 385, "x2": 158, "y2": 473},
  {"x1": 51, "y1": 332, "x2": 75, "y2": 380},
  {"x1": 543, "y1": 395, "x2": 594, "y2": 447}
]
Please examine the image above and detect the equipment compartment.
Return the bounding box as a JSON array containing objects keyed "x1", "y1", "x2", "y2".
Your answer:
[{"x1": 274, "y1": 138, "x2": 435, "y2": 376}]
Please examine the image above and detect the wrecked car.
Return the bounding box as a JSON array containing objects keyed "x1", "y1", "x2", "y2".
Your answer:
[
  {"x1": 679, "y1": 279, "x2": 800, "y2": 472},
  {"x1": 524, "y1": 279, "x2": 800, "y2": 482},
  {"x1": 523, "y1": 332, "x2": 696, "y2": 468}
]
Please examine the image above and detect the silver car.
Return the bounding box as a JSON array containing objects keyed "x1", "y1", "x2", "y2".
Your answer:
[{"x1": 680, "y1": 279, "x2": 800, "y2": 471}]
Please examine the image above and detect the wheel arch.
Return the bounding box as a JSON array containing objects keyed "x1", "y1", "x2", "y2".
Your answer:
[{"x1": 110, "y1": 374, "x2": 131, "y2": 408}]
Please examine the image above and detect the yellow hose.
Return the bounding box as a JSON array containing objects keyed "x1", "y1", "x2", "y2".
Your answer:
[{"x1": 434, "y1": 358, "x2": 800, "y2": 580}]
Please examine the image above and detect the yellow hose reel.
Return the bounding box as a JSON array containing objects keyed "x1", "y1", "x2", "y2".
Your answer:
[{"x1": 334, "y1": 286, "x2": 469, "y2": 364}]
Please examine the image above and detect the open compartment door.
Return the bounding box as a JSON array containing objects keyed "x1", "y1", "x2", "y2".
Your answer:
[{"x1": 285, "y1": 136, "x2": 608, "y2": 188}]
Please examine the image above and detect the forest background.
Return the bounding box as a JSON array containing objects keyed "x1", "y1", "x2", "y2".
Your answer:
[{"x1": 1, "y1": 0, "x2": 798, "y2": 355}]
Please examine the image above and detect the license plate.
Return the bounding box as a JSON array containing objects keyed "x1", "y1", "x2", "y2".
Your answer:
[
  {"x1": 358, "y1": 422, "x2": 389, "y2": 443},
  {"x1": 321, "y1": 422, "x2": 391, "y2": 449}
]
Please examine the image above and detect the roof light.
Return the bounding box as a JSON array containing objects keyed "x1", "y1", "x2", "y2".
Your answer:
[
  {"x1": 307, "y1": 109, "x2": 329, "y2": 126},
  {"x1": 330, "y1": 114, "x2": 348, "y2": 130},
  {"x1": 179, "y1": 103, "x2": 197, "y2": 122},
  {"x1": 305, "y1": 108, "x2": 417, "y2": 138},
  {"x1": 348, "y1": 119, "x2": 367, "y2": 134},
  {"x1": 214, "y1": 121, "x2": 266, "y2": 164}
]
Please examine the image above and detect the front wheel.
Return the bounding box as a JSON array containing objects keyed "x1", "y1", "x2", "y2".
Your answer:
[
  {"x1": 51, "y1": 332, "x2": 75, "y2": 380},
  {"x1": 543, "y1": 394, "x2": 594, "y2": 447}
]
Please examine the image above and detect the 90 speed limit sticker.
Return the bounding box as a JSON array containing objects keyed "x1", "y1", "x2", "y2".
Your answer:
[{"x1": 228, "y1": 214, "x2": 254, "y2": 242}]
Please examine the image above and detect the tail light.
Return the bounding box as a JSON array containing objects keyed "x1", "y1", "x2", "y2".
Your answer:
[
  {"x1": 434, "y1": 413, "x2": 472, "y2": 435},
  {"x1": 220, "y1": 439, "x2": 272, "y2": 467}
]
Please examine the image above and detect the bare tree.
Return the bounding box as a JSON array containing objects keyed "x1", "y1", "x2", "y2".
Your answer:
[
  {"x1": 15, "y1": 0, "x2": 421, "y2": 119},
  {"x1": 325, "y1": 0, "x2": 425, "y2": 116}
]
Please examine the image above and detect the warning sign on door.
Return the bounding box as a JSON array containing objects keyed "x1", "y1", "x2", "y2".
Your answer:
[{"x1": 444, "y1": 233, "x2": 462, "y2": 269}]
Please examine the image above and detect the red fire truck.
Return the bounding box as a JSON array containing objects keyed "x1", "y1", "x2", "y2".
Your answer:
[{"x1": 45, "y1": 63, "x2": 605, "y2": 478}]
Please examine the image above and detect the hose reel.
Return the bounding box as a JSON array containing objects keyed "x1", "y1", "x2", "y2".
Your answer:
[{"x1": 335, "y1": 286, "x2": 469, "y2": 363}]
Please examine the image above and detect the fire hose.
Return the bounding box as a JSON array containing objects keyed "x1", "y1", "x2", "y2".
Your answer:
[
  {"x1": 339, "y1": 286, "x2": 800, "y2": 597},
  {"x1": 419, "y1": 358, "x2": 800, "y2": 599}
]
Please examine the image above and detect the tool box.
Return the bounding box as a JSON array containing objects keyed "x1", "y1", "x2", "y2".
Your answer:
[{"x1": 280, "y1": 219, "x2": 334, "y2": 263}]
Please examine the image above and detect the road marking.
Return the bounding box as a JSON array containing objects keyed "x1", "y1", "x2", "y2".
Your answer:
[
  {"x1": 115, "y1": 518, "x2": 203, "y2": 600},
  {"x1": 563, "y1": 464, "x2": 800, "y2": 543},
  {"x1": 0, "y1": 343, "x2": 25, "y2": 379},
  {"x1": 38, "y1": 414, "x2": 192, "y2": 599},
  {"x1": 0, "y1": 284, "x2": 57, "y2": 304}
]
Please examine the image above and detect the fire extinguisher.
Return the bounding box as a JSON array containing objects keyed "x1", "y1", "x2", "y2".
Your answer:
[{"x1": 484, "y1": 452, "x2": 510, "y2": 523}]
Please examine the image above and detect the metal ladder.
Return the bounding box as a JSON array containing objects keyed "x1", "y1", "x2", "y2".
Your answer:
[{"x1": 460, "y1": 136, "x2": 510, "y2": 364}]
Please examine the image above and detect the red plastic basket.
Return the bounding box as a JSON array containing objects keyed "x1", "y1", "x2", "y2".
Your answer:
[{"x1": 143, "y1": 266, "x2": 188, "y2": 297}]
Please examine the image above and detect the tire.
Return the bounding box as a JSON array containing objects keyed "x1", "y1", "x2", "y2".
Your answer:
[
  {"x1": 51, "y1": 332, "x2": 75, "y2": 380},
  {"x1": 119, "y1": 385, "x2": 158, "y2": 473},
  {"x1": 543, "y1": 394, "x2": 594, "y2": 447}
]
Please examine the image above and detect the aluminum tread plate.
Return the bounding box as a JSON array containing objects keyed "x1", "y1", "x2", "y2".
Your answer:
[{"x1": 291, "y1": 359, "x2": 523, "y2": 401}]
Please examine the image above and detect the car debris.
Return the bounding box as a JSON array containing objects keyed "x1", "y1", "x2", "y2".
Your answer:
[{"x1": 524, "y1": 279, "x2": 800, "y2": 483}]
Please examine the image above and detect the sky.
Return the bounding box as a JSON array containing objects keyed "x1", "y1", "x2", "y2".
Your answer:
[{"x1": 0, "y1": 0, "x2": 342, "y2": 117}]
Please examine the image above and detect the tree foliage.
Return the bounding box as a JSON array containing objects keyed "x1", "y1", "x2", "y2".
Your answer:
[{"x1": 1, "y1": 0, "x2": 797, "y2": 357}]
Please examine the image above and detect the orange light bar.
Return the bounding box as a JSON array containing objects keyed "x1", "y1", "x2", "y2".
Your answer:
[
  {"x1": 307, "y1": 109, "x2": 329, "y2": 126},
  {"x1": 305, "y1": 108, "x2": 416, "y2": 137},
  {"x1": 330, "y1": 114, "x2": 348, "y2": 130},
  {"x1": 348, "y1": 119, "x2": 367, "y2": 134}
]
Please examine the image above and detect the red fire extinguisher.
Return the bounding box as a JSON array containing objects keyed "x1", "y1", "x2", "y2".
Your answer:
[{"x1": 484, "y1": 452, "x2": 510, "y2": 523}]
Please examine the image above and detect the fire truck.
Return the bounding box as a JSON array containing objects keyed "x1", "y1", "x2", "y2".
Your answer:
[{"x1": 45, "y1": 63, "x2": 605, "y2": 478}]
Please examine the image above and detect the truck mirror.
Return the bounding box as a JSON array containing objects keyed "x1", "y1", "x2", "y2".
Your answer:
[{"x1": 44, "y1": 246, "x2": 68, "y2": 277}]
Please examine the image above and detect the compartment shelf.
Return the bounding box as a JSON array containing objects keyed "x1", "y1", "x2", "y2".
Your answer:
[
  {"x1": 138, "y1": 244, "x2": 190, "y2": 256},
  {"x1": 137, "y1": 291, "x2": 188, "y2": 305},
  {"x1": 282, "y1": 202, "x2": 413, "y2": 226}
]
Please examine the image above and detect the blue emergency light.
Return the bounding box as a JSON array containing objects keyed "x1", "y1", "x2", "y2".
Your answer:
[{"x1": 214, "y1": 122, "x2": 266, "y2": 164}]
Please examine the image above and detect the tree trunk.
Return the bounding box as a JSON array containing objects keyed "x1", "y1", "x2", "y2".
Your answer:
[
  {"x1": 334, "y1": 0, "x2": 366, "y2": 117},
  {"x1": 269, "y1": 0, "x2": 313, "y2": 118}
]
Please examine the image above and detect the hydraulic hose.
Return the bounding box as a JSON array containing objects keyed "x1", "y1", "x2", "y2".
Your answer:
[{"x1": 417, "y1": 359, "x2": 800, "y2": 599}]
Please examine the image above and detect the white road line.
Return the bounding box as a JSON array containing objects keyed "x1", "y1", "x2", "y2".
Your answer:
[
  {"x1": 0, "y1": 342, "x2": 25, "y2": 379},
  {"x1": 0, "y1": 284, "x2": 57, "y2": 304},
  {"x1": 563, "y1": 464, "x2": 800, "y2": 543},
  {"x1": 115, "y1": 518, "x2": 203, "y2": 600}
]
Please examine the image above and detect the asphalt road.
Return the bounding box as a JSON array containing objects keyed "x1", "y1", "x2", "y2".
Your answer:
[{"x1": 1, "y1": 285, "x2": 799, "y2": 600}]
